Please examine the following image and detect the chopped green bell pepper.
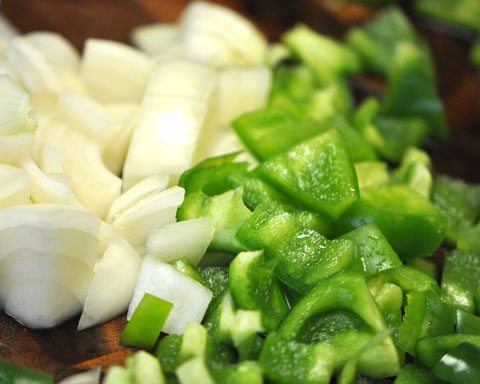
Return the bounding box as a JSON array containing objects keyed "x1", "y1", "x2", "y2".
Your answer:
[
  {"x1": 229, "y1": 250, "x2": 289, "y2": 331},
  {"x1": 210, "y1": 361, "x2": 263, "y2": 384},
  {"x1": 347, "y1": 6, "x2": 418, "y2": 76},
  {"x1": 457, "y1": 225, "x2": 480, "y2": 253},
  {"x1": 283, "y1": 24, "x2": 361, "y2": 83},
  {"x1": 442, "y1": 250, "x2": 480, "y2": 312},
  {"x1": 0, "y1": 360, "x2": 53, "y2": 384},
  {"x1": 416, "y1": 334, "x2": 480, "y2": 367},
  {"x1": 177, "y1": 188, "x2": 251, "y2": 254},
  {"x1": 120, "y1": 293, "x2": 173, "y2": 350},
  {"x1": 455, "y1": 309, "x2": 480, "y2": 335},
  {"x1": 339, "y1": 223, "x2": 402, "y2": 278},
  {"x1": 335, "y1": 185, "x2": 447, "y2": 260},
  {"x1": 126, "y1": 351, "x2": 166, "y2": 384},
  {"x1": 199, "y1": 266, "x2": 229, "y2": 301},
  {"x1": 170, "y1": 259, "x2": 206, "y2": 285},
  {"x1": 354, "y1": 162, "x2": 390, "y2": 191},
  {"x1": 394, "y1": 364, "x2": 442, "y2": 384},
  {"x1": 393, "y1": 147, "x2": 433, "y2": 198},
  {"x1": 373, "y1": 283, "x2": 403, "y2": 345},
  {"x1": 257, "y1": 129, "x2": 359, "y2": 220},
  {"x1": 398, "y1": 290, "x2": 454, "y2": 356},
  {"x1": 432, "y1": 342, "x2": 480, "y2": 384}
]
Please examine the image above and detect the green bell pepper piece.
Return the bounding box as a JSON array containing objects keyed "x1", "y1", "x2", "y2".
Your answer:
[
  {"x1": 374, "y1": 283, "x2": 403, "y2": 344},
  {"x1": 126, "y1": 351, "x2": 166, "y2": 384},
  {"x1": 455, "y1": 309, "x2": 480, "y2": 335},
  {"x1": 394, "y1": 364, "x2": 442, "y2": 384},
  {"x1": 354, "y1": 162, "x2": 390, "y2": 191},
  {"x1": 381, "y1": 42, "x2": 448, "y2": 139},
  {"x1": 257, "y1": 129, "x2": 359, "y2": 220},
  {"x1": 415, "y1": 0, "x2": 480, "y2": 33},
  {"x1": 260, "y1": 332, "x2": 335, "y2": 384},
  {"x1": 120, "y1": 293, "x2": 173, "y2": 350},
  {"x1": 103, "y1": 366, "x2": 131, "y2": 384},
  {"x1": 346, "y1": 6, "x2": 418, "y2": 76},
  {"x1": 176, "y1": 357, "x2": 214, "y2": 384},
  {"x1": 335, "y1": 185, "x2": 447, "y2": 260},
  {"x1": 199, "y1": 266, "x2": 229, "y2": 301},
  {"x1": 393, "y1": 148, "x2": 433, "y2": 198},
  {"x1": 407, "y1": 258, "x2": 438, "y2": 279},
  {"x1": 178, "y1": 152, "x2": 248, "y2": 197},
  {"x1": 274, "y1": 228, "x2": 354, "y2": 294},
  {"x1": 155, "y1": 334, "x2": 183, "y2": 373},
  {"x1": 279, "y1": 272, "x2": 400, "y2": 378},
  {"x1": 416, "y1": 334, "x2": 480, "y2": 367},
  {"x1": 442, "y1": 250, "x2": 480, "y2": 312},
  {"x1": 398, "y1": 290, "x2": 454, "y2": 356},
  {"x1": 177, "y1": 188, "x2": 251, "y2": 254},
  {"x1": 432, "y1": 176, "x2": 480, "y2": 245},
  {"x1": 368, "y1": 266, "x2": 440, "y2": 298},
  {"x1": 339, "y1": 223, "x2": 402, "y2": 278},
  {"x1": 0, "y1": 360, "x2": 53, "y2": 384},
  {"x1": 170, "y1": 259, "x2": 205, "y2": 285},
  {"x1": 457, "y1": 225, "x2": 480, "y2": 253},
  {"x1": 230, "y1": 310, "x2": 264, "y2": 361},
  {"x1": 432, "y1": 343, "x2": 480, "y2": 384},
  {"x1": 283, "y1": 24, "x2": 361, "y2": 83},
  {"x1": 210, "y1": 361, "x2": 263, "y2": 384},
  {"x1": 204, "y1": 289, "x2": 237, "y2": 344},
  {"x1": 229, "y1": 250, "x2": 289, "y2": 331}
]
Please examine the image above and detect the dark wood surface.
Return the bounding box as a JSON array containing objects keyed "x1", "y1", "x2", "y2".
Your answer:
[{"x1": 1, "y1": 0, "x2": 480, "y2": 380}]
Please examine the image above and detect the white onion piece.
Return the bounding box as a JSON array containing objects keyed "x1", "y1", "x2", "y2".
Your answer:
[
  {"x1": 180, "y1": 1, "x2": 267, "y2": 66},
  {"x1": 123, "y1": 61, "x2": 216, "y2": 189},
  {"x1": 195, "y1": 66, "x2": 271, "y2": 161},
  {"x1": 0, "y1": 250, "x2": 94, "y2": 302},
  {"x1": 0, "y1": 36, "x2": 8, "y2": 58},
  {"x1": 79, "y1": 233, "x2": 141, "y2": 330},
  {"x1": 0, "y1": 133, "x2": 34, "y2": 166},
  {"x1": 58, "y1": 367, "x2": 101, "y2": 384},
  {"x1": 4, "y1": 280, "x2": 82, "y2": 329},
  {"x1": 103, "y1": 103, "x2": 138, "y2": 175},
  {"x1": 0, "y1": 75, "x2": 37, "y2": 135},
  {"x1": 57, "y1": 91, "x2": 115, "y2": 146},
  {"x1": 81, "y1": 39, "x2": 152, "y2": 103},
  {"x1": 112, "y1": 186, "x2": 184, "y2": 250},
  {"x1": 131, "y1": 23, "x2": 179, "y2": 55},
  {"x1": 146, "y1": 218, "x2": 214, "y2": 265},
  {"x1": 96, "y1": 221, "x2": 115, "y2": 260},
  {"x1": 38, "y1": 143, "x2": 63, "y2": 173},
  {"x1": 60, "y1": 129, "x2": 122, "y2": 218},
  {"x1": 107, "y1": 173, "x2": 169, "y2": 222},
  {"x1": 20, "y1": 157, "x2": 72, "y2": 204},
  {"x1": 0, "y1": 164, "x2": 30, "y2": 208},
  {"x1": 56, "y1": 68, "x2": 88, "y2": 95},
  {"x1": 127, "y1": 256, "x2": 213, "y2": 334},
  {"x1": 24, "y1": 31, "x2": 80, "y2": 72},
  {"x1": 4, "y1": 37, "x2": 60, "y2": 94}
]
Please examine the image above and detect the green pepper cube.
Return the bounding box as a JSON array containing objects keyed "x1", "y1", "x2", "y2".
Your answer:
[
  {"x1": 442, "y1": 250, "x2": 480, "y2": 312},
  {"x1": 455, "y1": 309, "x2": 480, "y2": 335},
  {"x1": 120, "y1": 293, "x2": 173, "y2": 350},
  {"x1": 260, "y1": 331, "x2": 335, "y2": 384},
  {"x1": 0, "y1": 359, "x2": 53, "y2": 384},
  {"x1": 229, "y1": 250, "x2": 289, "y2": 331},
  {"x1": 339, "y1": 223, "x2": 402, "y2": 278},
  {"x1": 177, "y1": 188, "x2": 251, "y2": 254},
  {"x1": 354, "y1": 161, "x2": 390, "y2": 191},
  {"x1": 126, "y1": 351, "x2": 165, "y2": 384},
  {"x1": 416, "y1": 334, "x2": 480, "y2": 367},
  {"x1": 381, "y1": 42, "x2": 448, "y2": 139},
  {"x1": 283, "y1": 24, "x2": 361, "y2": 83},
  {"x1": 257, "y1": 130, "x2": 359, "y2": 220},
  {"x1": 432, "y1": 343, "x2": 480, "y2": 384},
  {"x1": 335, "y1": 185, "x2": 447, "y2": 260},
  {"x1": 374, "y1": 283, "x2": 403, "y2": 344},
  {"x1": 394, "y1": 364, "x2": 442, "y2": 384},
  {"x1": 458, "y1": 225, "x2": 480, "y2": 254},
  {"x1": 398, "y1": 290, "x2": 454, "y2": 356},
  {"x1": 211, "y1": 361, "x2": 263, "y2": 384},
  {"x1": 103, "y1": 366, "x2": 131, "y2": 384}
]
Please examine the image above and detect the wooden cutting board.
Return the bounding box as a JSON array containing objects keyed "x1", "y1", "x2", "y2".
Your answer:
[{"x1": 1, "y1": 0, "x2": 480, "y2": 380}]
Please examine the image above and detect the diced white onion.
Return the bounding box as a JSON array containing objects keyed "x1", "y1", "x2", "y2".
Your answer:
[
  {"x1": 78, "y1": 233, "x2": 141, "y2": 330},
  {"x1": 58, "y1": 367, "x2": 101, "y2": 384},
  {"x1": 146, "y1": 218, "x2": 214, "y2": 265},
  {"x1": 127, "y1": 255, "x2": 213, "y2": 334},
  {"x1": 0, "y1": 164, "x2": 30, "y2": 208},
  {"x1": 0, "y1": 75, "x2": 37, "y2": 136},
  {"x1": 131, "y1": 23, "x2": 179, "y2": 55},
  {"x1": 81, "y1": 39, "x2": 152, "y2": 103},
  {"x1": 0, "y1": 133, "x2": 35, "y2": 166}
]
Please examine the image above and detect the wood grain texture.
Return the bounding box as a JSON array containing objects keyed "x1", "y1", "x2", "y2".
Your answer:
[{"x1": 0, "y1": 0, "x2": 479, "y2": 380}]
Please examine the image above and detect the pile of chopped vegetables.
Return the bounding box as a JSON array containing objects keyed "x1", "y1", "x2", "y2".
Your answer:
[{"x1": 1, "y1": 1, "x2": 480, "y2": 384}]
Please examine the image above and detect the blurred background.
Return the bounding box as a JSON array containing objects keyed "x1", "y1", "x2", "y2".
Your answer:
[{"x1": 1, "y1": 0, "x2": 479, "y2": 181}]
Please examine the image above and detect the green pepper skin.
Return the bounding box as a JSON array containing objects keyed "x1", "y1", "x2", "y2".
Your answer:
[
  {"x1": 0, "y1": 360, "x2": 53, "y2": 384},
  {"x1": 432, "y1": 343, "x2": 480, "y2": 384},
  {"x1": 257, "y1": 130, "x2": 359, "y2": 220},
  {"x1": 394, "y1": 364, "x2": 443, "y2": 384},
  {"x1": 229, "y1": 250, "x2": 289, "y2": 331},
  {"x1": 416, "y1": 335, "x2": 480, "y2": 367},
  {"x1": 398, "y1": 290, "x2": 454, "y2": 356},
  {"x1": 455, "y1": 309, "x2": 480, "y2": 335},
  {"x1": 339, "y1": 223, "x2": 402, "y2": 278},
  {"x1": 210, "y1": 361, "x2": 263, "y2": 384},
  {"x1": 278, "y1": 272, "x2": 400, "y2": 378},
  {"x1": 335, "y1": 185, "x2": 447, "y2": 260},
  {"x1": 441, "y1": 250, "x2": 480, "y2": 312},
  {"x1": 170, "y1": 259, "x2": 206, "y2": 285},
  {"x1": 259, "y1": 332, "x2": 334, "y2": 384}
]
